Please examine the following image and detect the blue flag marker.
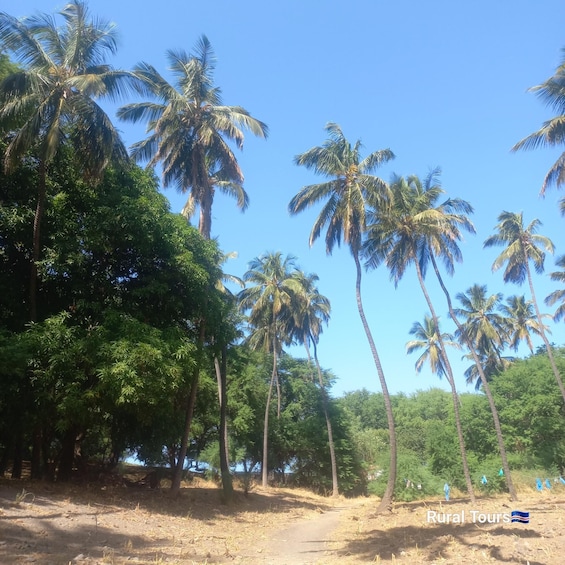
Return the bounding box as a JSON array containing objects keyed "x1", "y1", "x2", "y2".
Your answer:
[
  {"x1": 545, "y1": 479, "x2": 552, "y2": 489},
  {"x1": 481, "y1": 475, "x2": 488, "y2": 485},
  {"x1": 444, "y1": 483, "x2": 450, "y2": 501},
  {"x1": 511, "y1": 510, "x2": 530, "y2": 524},
  {"x1": 560, "y1": 476, "x2": 565, "y2": 485},
  {"x1": 536, "y1": 478, "x2": 543, "y2": 491},
  {"x1": 498, "y1": 468, "x2": 504, "y2": 476}
]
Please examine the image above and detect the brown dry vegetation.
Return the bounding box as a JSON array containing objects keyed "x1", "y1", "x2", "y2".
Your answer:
[{"x1": 1, "y1": 471, "x2": 564, "y2": 564}]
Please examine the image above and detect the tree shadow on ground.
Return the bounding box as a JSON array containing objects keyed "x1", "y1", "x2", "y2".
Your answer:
[
  {"x1": 335, "y1": 498, "x2": 560, "y2": 565},
  {"x1": 0, "y1": 518, "x2": 214, "y2": 564},
  {"x1": 0, "y1": 478, "x2": 333, "y2": 522}
]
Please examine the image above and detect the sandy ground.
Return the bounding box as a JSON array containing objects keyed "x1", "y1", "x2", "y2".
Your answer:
[{"x1": 1, "y1": 477, "x2": 564, "y2": 564}]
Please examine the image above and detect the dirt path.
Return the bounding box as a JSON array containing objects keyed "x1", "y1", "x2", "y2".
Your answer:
[{"x1": 258, "y1": 505, "x2": 344, "y2": 564}]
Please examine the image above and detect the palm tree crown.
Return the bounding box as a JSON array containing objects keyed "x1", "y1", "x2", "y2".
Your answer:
[
  {"x1": 454, "y1": 284, "x2": 507, "y2": 355},
  {"x1": 0, "y1": 0, "x2": 131, "y2": 175},
  {"x1": 288, "y1": 271, "x2": 331, "y2": 352},
  {"x1": 363, "y1": 168, "x2": 475, "y2": 283},
  {"x1": 406, "y1": 315, "x2": 460, "y2": 379},
  {"x1": 288, "y1": 122, "x2": 394, "y2": 255},
  {"x1": 484, "y1": 211, "x2": 554, "y2": 284},
  {"x1": 546, "y1": 255, "x2": 565, "y2": 322},
  {"x1": 500, "y1": 295, "x2": 548, "y2": 352},
  {"x1": 118, "y1": 35, "x2": 268, "y2": 239},
  {"x1": 512, "y1": 48, "x2": 565, "y2": 193}
]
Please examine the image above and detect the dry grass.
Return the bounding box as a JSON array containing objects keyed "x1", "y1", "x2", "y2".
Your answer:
[{"x1": 1, "y1": 469, "x2": 564, "y2": 564}]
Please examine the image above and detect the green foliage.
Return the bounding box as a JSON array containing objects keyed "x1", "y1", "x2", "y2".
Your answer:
[
  {"x1": 369, "y1": 451, "x2": 443, "y2": 502},
  {"x1": 490, "y1": 351, "x2": 565, "y2": 471}
]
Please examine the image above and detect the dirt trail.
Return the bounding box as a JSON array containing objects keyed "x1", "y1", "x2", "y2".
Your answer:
[{"x1": 252, "y1": 499, "x2": 366, "y2": 564}]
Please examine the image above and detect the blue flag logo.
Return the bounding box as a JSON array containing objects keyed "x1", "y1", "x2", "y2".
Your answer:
[{"x1": 511, "y1": 510, "x2": 530, "y2": 523}]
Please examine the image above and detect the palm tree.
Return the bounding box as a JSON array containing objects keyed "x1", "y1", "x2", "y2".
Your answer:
[
  {"x1": 119, "y1": 37, "x2": 266, "y2": 494},
  {"x1": 546, "y1": 255, "x2": 565, "y2": 323},
  {"x1": 500, "y1": 294, "x2": 549, "y2": 353},
  {"x1": 288, "y1": 122, "x2": 397, "y2": 512},
  {"x1": 117, "y1": 35, "x2": 268, "y2": 239},
  {"x1": 290, "y1": 271, "x2": 339, "y2": 497},
  {"x1": 0, "y1": 0, "x2": 133, "y2": 321},
  {"x1": 238, "y1": 252, "x2": 300, "y2": 487},
  {"x1": 364, "y1": 170, "x2": 475, "y2": 502},
  {"x1": 484, "y1": 211, "x2": 565, "y2": 403},
  {"x1": 454, "y1": 285, "x2": 507, "y2": 364},
  {"x1": 512, "y1": 48, "x2": 565, "y2": 194},
  {"x1": 454, "y1": 285, "x2": 511, "y2": 391},
  {"x1": 407, "y1": 315, "x2": 461, "y2": 374}
]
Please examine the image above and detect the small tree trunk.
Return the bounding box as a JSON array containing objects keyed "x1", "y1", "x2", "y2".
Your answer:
[
  {"x1": 11, "y1": 429, "x2": 23, "y2": 480},
  {"x1": 214, "y1": 346, "x2": 233, "y2": 503},
  {"x1": 171, "y1": 322, "x2": 206, "y2": 496},
  {"x1": 312, "y1": 340, "x2": 339, "y2": 497},
  {"x1": 353, "y1": 251, "x2": 397, "y2": 512},
  {"x1": 262, "y1": 351, "x2": 277, "y2": 488},
  {"x1": 30, "y1": 425, "x2": 42, "y2": 480},
  {"x1": 57, "y1": 428, "x2": 77, "y2": 482}
]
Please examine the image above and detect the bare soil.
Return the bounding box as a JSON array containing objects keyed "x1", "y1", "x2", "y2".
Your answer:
[{"x1": 1, "y1": 475, "x2": 564, "y2": 564}]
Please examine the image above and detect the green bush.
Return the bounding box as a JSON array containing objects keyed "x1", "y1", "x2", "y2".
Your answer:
[{"x1": 369, "y1": 451, "x2": 444, "y2": 502}]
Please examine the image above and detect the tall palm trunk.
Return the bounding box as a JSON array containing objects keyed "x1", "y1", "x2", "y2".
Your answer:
[
  {"x1": 262, "y1": 345, "x2": 278, "y2": 487},
  {"x1": 171, "y1": 321, "x2": 206, "y2": 495},
  {"x1": 430, "y1": 255, "x2": 518, "y2": 501},
  {"x1": 352, "y1": 251, "x2": 397, "y2": 512},
  {"x1": 413, "y1": 256, "x2": 475, "y2": 503},
  {"x1": 525, "y1": 263, "x2": 565, "y2": 402},
  {"x1": 311, "y1": 339, "x2": 339, "y2": 497},
  {"x1": 214, "y1": 346, "x2": 233, "y2": 503}
]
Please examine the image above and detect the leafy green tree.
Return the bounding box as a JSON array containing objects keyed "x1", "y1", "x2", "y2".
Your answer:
[
  {"x1": 0, "y1": 146, "x2": 222, "y2": 480},
  {"x1": 238, "y1": 252, "x2": 301, "y2": 487},
  {"x1": 117, "y1": 35, "x2": 268, "y2": 239},
  {"x1": 0, "y1": 0, "x2": 133, "y2": 321},
  {"x1": 289, "y1": 122, "x2": 397, "y2": 512},
  {"x1": 364, "y1": 170, "x2": 475, "y2": 502},
  {"x1": 512, "y1": 48, "x2": 565, "y2": 193},
  {"x1": 490, "y1": 351, "x2": 565, "y2": 472},
  {"x1": 484, "y1": 211, "x2": 565, "y2": 403}
]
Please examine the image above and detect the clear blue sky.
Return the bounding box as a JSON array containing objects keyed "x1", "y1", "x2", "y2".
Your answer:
[{"x1": 8, "y1": 0, "x2": 565, "y2": 397}]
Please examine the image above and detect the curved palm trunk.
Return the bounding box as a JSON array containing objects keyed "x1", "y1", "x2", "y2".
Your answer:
[
  {"x1": 413, "y1": 256, "x2": 475, "y2": 503},
  {"x1": 262, "y1": 347, "x2": 278, "y2": 487},
  {"x1": 214, "y1": 346, "x2": 233, "y2": 503},
  {"x1": 352, "y1": 251, "x2": 397, "y2": 512},
  {"x1": 311, "y1": 340, "x2": 339, "y2": 497},
  {"x1": 171, "y1": 321, "x2": 206, "y2": 496},
  {"x1": 430, "y1": 256, "x2": 518, "y2": 501},
  {"x1": 525, "y1": 263, "x2": 565, "y2": 402}
]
